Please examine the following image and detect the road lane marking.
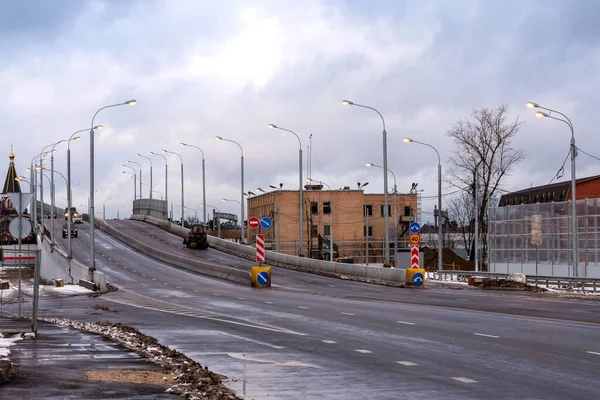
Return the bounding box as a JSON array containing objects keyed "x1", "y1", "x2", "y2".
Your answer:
[
  {"x1": 194, "y1": 290, "x2": 200, "y2": 293},
  {"x1": 328, "y1": 284, "x2": 335, "y2": 287},
  {"x1": 355, "y1": 349, "x2": 372, "y2": 354},
  {"x1": 237, "y1": 297, "x2": 244, "y2": 300},
  {"x1": 227, "y1": 353, "x2": 320, "y2": 368},
  {"x1": 452, "y1": 377, "x2": 477, "y2": 383},
  {"x1": 265, "y1": 301, "x2": 274, "y2": 304},
  {"x1": 341, "y1": 312, "x2": 355, "y2": 316},
  {"x1": 571, "y1": 309, "x2": 592, "y2": 314},
  {"x1": 474, "y1": 333, "x2": 499, "y2": 339},
  {"x1": 115, "y1": 262, "x2": 119, "y2": 265},
  {"x1": 396, "y1": 321, "x2": 415, "y2": 325},
  {"x1": 298, "y1": 306, "x2": 309, "y2": 309},
  {"x1": 132, "y1": 270, "x2": 137, "y2": 273},
  {"x1": 163, "y1": 282, "x2": 168, "y2": 285},
  {"x1": 213, "y1": 293, "x2": 220, "y2": 296},
  {"x1": 123, "y1": 266, "x2": 127, "y2": 269},
  {"x1": 108, "y1": 258, "x2": 112, "y2": 261},
  {"x1": 152, "y1": 278, "x2": 156, "y2": 281},
  {"x1": 587, "y1": 351, "x2": 600, "y2": 356},
  {"x1": 396, "y1": 361, "x2": 418, "y2": 366},
  {"x1": 322, "y1": 340, "x2": 337, "y2": 344},
  {"x1": 142, "y1": 274, "x2": 146, "y2": 277}
]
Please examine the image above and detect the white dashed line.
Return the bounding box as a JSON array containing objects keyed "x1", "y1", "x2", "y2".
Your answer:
[
  {"x1": 265, "y1": 301, "x2": 274, "y2": 304},
  {"x1": 396, "y1": 321, "x2": 415, "y2": 325},
  {"x1": 355, "y1": 349, "x2": 372, "y2": 354},
  {"x1": 123, "y1": 266, "x2": 128, "y2": 269},
  {"x1": 322, "y1": 340, "x2": 337, "y2": 344},
  {"x1": 328, "y1": 284, "x2": 335, "y2": 288},
  {"x1": 163, "y1": 282, "x2": 168, "y2": 286},
  {"x1": 176, "y1": 287, "x2": 182, "y2": 289},
  {"x1": 132, "y1": 270, "x2": 137, "y2": 273},
  {"x1": 152, "y1": 278, "x2": 156, "y2": 281},
  {"x1": 341, "y1": 312, "x2": 355, "y2": 316},
  {"x1": 474, "y1": 333, "x2": 499, "y2": 339},
  {"x1": 115, "y1": 262, "x2": 119, "y2": 265},
  {"x1": 237, "y1": 297, "x2": 244, "y2": 300},
  {"x1": 194, "y1": 290, "x2": 200, "y2": 293},
  {"x1": 298, "y1": 306, "x2": 309, "y2": 309},
  {"x1": 571, "y1": 309, "x2": 592, "y2": 314},
  {"x1": 587, "y1": 351, "x2": 600, "y2": 356},
  {"x1": 213, "y1": 293, "x2": 220, "y2": 296},
  {"x1": 452, "y1": 377, "x2": 477, "y2": 384},
  {"x1": 142, "y1": 274, "x2": 146, "y2": 277},
  {"x1": 108, "y1": 258, "x2": 112, "y2": 261},
  {"x1": 396, "y1": 361, "x2": 418, "y2": 366}
]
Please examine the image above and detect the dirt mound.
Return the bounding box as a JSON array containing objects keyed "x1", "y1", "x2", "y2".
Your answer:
[
  {"x1": 480, "y1": 279, "x2": 547, "y2": 292},
  {"x1": 422, "y1": 247, "x2": 474, "y2": 271}
]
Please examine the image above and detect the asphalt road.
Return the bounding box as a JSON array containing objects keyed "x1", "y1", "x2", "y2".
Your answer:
[{"x1": 42, "y1": 219, "x2": 600, "y2": 399}]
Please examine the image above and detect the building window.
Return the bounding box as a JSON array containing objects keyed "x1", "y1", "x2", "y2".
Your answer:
[
  {"x1": 311, "y1": 224, "x2": 318, "y2": 236},
  {"x1": 324, "y1": 225, "x2": 331, "y2": 236},
  {"x1": 380, "y1": 204, "x2": 391, "y2": 217},
  {"x1": 404, "y1": 206, "x2": 411, "y2": 217},
  {"x1": 323, "y1": 201, "x2": 331, "y2": 214},
  {"x1": 364, "y1": 204, "x2": 373, "y2": 216},
  {"x1": 364, "y1": 226, "x2": 373, "y2": 237},
  {"x1": 311, "y1": 202, "x2": 318, "y2": 214}
]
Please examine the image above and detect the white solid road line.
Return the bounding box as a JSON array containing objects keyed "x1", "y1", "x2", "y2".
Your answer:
[
  {"x1": 396, "y1": 361, "x2": 418, "y2": 366},
  {"x1": 474, "y1": 333, "x2": 500, "y2": 339},
  {"x1": 341, "y1": 312, "x2": 355, "y2": 316},
  {"x1": 213, "y1": 293, "x2": 220, "y2": 296},
  {"x1": 396, "y1": 321, "x2": 415, "y2": 325},
  {"x1": 298, "y1": 306, "x2": 309, "y2": 309},
  {"x1": 265, "y1": 301, "x2": 274, "y2": 304},
  {"x1": 322, "y1": 340, "x2": 337, "y2": 344},
  {"x1": 452, "y1": 377, "x2": 477, "y2": 383},
  {"x1": 355, "y1": 349, "x2": 372, "y2": 354},
  {"x1": 587, "y1": 351, "x2": 600, "y2": 356}
]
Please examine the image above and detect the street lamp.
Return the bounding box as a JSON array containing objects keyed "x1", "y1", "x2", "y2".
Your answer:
[
  {"x1": 163, "y1": 149, "x2": 184, "y2": 227},
  {"x1": 117, "y1": 205, "x2": 126, "y2": 220},
  {"x1": 366, "y1": 162, "x2": 398, "y2": 266},
  {"x1": 215, "y1": 136, "x2": 245, "y2": 244},
  {"x1": 122, "y1": 164, "x2": 137, "y2": 199},
  {"x1": 268, "y1": 124, "x2": 304, "y2": 256},
  {"x1": 403, "y1": 138, "x2": 443, "y2": 271},
  {"x1": 136, "y1": 154, "x2": 153, "y2": 199},
  {"x1": 343, "y1": 100, "x2": 391, "y2": 266},
  {"x1": 141, "y1": 182, "x2": 162, "y2": 200},
  {"x1": 50, "y1": 139, "x2": 72, "y2": 247},
  {"x1": 306, "y1": 178, "x2": 334, "y2": 262},
  {"x1": 201, "y1": 203, "x2": 221, "y2": 238},
  {"x1": 89, "y1": 99, "x2": 136, "y2": 276},
  {"x1": 103, "y1": 197, "x2": 113, "y2": 220},
  {"x1": 122, "y1": 171, "x2": 136, "y2": 200},
  {"x1": 180, "y1": 143, "x2": 207, "y2": 224},
  {"x1": 125, "y1": 160, "x2": 142, "y2": 200},
  {"x1": 184, "y1": 205, "x2": 198, "y2": 222},
  {"x1": 149, "y1": 151, "x2": 168, "y2": 205},
  {"x1": 526, "y1": 101, "x2": 578, "y2": 276}
]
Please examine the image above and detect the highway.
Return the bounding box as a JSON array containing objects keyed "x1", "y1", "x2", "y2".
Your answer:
[{"x1": 45, "y1": 219, "x2": 600, "y2": 399}]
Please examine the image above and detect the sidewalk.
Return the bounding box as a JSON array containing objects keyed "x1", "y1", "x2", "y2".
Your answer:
[{"x1": 0, "y1": 317, "x2": 178, "y2": 399}]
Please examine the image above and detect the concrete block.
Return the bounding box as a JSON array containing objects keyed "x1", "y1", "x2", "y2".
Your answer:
[
  {"x1": 78, "y1": 279, "x2": 97, "y2": 291},
  {"x1": 55, "y1": 279, "x2": 64, "y2": 287},
  {"x1": 0, "y1": 280, "x2": 9, "y2": 290}
]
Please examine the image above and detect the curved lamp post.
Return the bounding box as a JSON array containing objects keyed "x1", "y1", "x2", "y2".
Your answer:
[
  {"x1": 149, "y1": 151, "x2": 168, "y2": 205},
  {"x1": 122, "y1": 164, "x2": 137, "y2": 199},
  {"x1": 527, "y1": 101, "x2": 578, "y2": 276},
  {"x1": 215, "y1": 136, "x2": 245, "y2": 244},
  {"x1": 366, "y1": 162, "x2": 398, "y2": 266},
  {"x1": 117, "y1": 204, "x2": 126, "y2": 220},
  {"x1": 50, "y1": 139, "x2": 71, "y2": 247},
  {"x1": 403, "y1": 138, "x2": 443, "y2": 271},
  {"x1": 89, "y1": 99, "x2": 136, "y2": 277},
  {"x1": 180, "y1": 143, "x2": 207, "y2": 224},
  {"x1": 268, "y1": 124, "x2": 303, "y2": 256},
  {"x1": 136, "y1": 153, "x2": 152, "y2": 199},
  {"x1": 343, "y1": 100, "x2": 391, "y2": 266},
  {"x1": 163, "y1": 149, "x2": 184, "y2": 226},
  {"x1": 103, "y1": 197, "x2": 113, "y2": 220},
  {"x1": 307, "y1": 178, "x2": 334, "y2": 262},
  {"x1": 125, "y1": 160, "x2": 142, "y2": 200},
  {"x1": 122, "y1": 171, "x2": 136, "y2": 200},
  {"x1": 201, "y1": 203, "x2": 221, "y2": 238}
]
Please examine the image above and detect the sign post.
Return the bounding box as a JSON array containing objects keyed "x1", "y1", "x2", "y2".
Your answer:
[{"x1": 256, "y1": 234, "x2": 265, "y2": 263}]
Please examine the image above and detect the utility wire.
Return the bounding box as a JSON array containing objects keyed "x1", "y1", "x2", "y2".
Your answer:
[
  {"x1": 548, "y1": 148, "x2": 571, "y2": 185},
  {"x1": 577, "y1": 146, "x2": 600, "y2": 162}
]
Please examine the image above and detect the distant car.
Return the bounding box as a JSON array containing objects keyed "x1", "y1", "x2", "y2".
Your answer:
[
  {"x1": 64, "y1": 207, "x2": 83, "y2": 224},
  {"x1": 62, "y1": 223, "x2": 78, "y2": 238}
]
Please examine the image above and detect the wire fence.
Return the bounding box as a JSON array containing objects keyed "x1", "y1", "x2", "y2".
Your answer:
[{"x1": 0, "y1": 249, "x2": 39, "y2": 332}]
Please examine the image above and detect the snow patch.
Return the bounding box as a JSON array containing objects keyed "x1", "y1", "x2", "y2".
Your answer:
[{"x1": 507, "y1": 273, "x2": 527, "y2": 283}]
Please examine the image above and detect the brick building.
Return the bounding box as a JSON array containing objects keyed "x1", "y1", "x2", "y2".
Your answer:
[
  {"x1": 246, "y1": 184, "x2": 418, "y2": 261},
  {"x1": 498, "y1": 175, "x2": 600, "y2": 206}
]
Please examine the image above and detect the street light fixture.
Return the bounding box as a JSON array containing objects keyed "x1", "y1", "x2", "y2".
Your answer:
[
  {"x1": 89, "y1": 99, "x2": 136, "y2": 277},
  {"x1": 122, "y1": 164, "x2": 137, "y2": 199},
  {"x1": 201, "y1": 203, "x2": 221, "y2": 238},
  {"x1": 343, "y1": 99, "x2": 391, "y2": 266},
  {"x1": 306, "y1": 178, "x2": 334, "y2": 262},
  {"x1": 149, "y1": 151, "x2": 168, "y2": 205},
  {"x1": 103, "y1": 197, "x2": 113, "y2": 220},
  {"x1": 268, "y1": 124, "x2": 304, "y2": 256},
  {"x1": 215, "y1": 136, "x2": 245, "y2": 244},
  {"x1": 366, "y1": 161, "x2": 399, "y2": 267},
  {"x1": 526, "y1": 100, "x2": 578, "y2": 276},
  {"x1": 117, "y1": 205, "x2": 126, "y2": 220},
  {"x1": 125, "y1": 160, "x2": 142, "y2": 200},
  {"x1": 180, "y1": 143, "x2": 207, "y2": 223},
  {"x1": 136, "y1": 154, "x2": 153, "y2": 199},
  {"x1": 163, "y1": 149, "x2": 184, "y2": 227},
  {"x1": 403, "y1": 137, "x2": 443, "y2": 271},
  {"x1": 50, "y1": 138, "x2": 73, "y2": 247},
  {"x1": 122, "y1": 171, "x2": 136, "y2": 200}
]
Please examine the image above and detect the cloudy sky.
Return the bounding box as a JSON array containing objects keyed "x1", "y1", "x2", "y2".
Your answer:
[{"x1": 2, "y1": 0, "x2": 599, "y2": 221}]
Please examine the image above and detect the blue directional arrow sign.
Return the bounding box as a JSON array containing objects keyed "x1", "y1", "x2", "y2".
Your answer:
[
  {"x1": 260, "y1": 216, "x2": 272, "y2": 229},
  {"x1": 409, "y1": 222, "x2": 421, "y2": 234},
  {"x1": 257, "y1": 271, "x2": 270, "y2": 287},
  {"x1": 412, "y1": 272, "x2": 424, "y2": 287}
]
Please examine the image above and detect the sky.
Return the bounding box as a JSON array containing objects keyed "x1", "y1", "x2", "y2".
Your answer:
[{"x1": 2, "y1": 0, "x2": 599, "y2": 222}]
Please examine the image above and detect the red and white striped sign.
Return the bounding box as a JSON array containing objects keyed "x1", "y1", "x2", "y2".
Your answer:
[
  {"x1": 256, "y1": 234, "x2": 265, "y2": 263},
  {"x1": 411, "y1": 244, "x2": 419, "y2": 269}
]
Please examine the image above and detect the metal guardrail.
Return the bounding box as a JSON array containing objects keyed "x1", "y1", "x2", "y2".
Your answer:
[{"x1": 431, "y1": 270, "x2": 600, "y2": 292}]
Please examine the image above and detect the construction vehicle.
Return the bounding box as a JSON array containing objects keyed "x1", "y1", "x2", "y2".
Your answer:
[
  {"x1": 317, "y1": 234, "x2": 339, "y2": 261},
  {"x1": 183, "y1": 223, "x2": 209, "y2": 249}
]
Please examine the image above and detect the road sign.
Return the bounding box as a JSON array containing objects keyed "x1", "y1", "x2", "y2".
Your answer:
[
  {"x1": 7, "y1": 193, "x2": 32, "y2": 214},
  {"x1": 412, "y1": 272, "x2": 424, "y2": 287},
  {"x1": 411, "y1": 244, "x2": 419, "y2": 268},
  {"x1": 409, "y1": 222, "x2": 421, "y2": 234},
  {"x1": 260, "y1": 216, "x2": 272, "y2": 229},
  {"x1": 215, "y1": 212, "x2": 237, "y2": 221},
  {"x1": 256, "y1": 234, "x2": 265, "y2": 263},
  {"x1": 248, "y1": 217, "x2": 260, "y2": 229},
  {"x1": 257, "y1": 271, "x2": 269, "y2": 287},
  {"x1": 409, "y1": 234, "x2": 421, "y2": 245},
  {"x1": 9, "y1": 218, "x2": 32, "y2": 240}
]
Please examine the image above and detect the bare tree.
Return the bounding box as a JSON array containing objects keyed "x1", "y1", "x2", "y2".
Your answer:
[
  {"x1": 446, "y1": 105, "x2": 524, "y2": 263},
  {"x1": 447, "y1": 191, "x2": 475, "y2": 257}
]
